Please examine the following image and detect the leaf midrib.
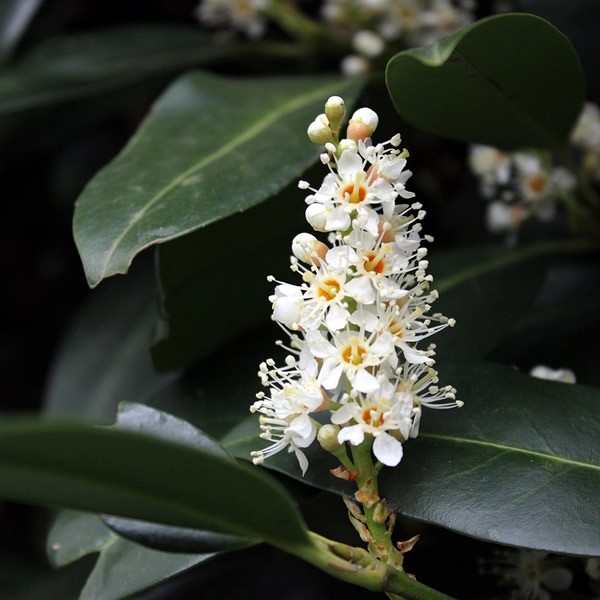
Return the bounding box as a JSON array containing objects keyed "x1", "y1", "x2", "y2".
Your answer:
[
  {"x1": 420, "y1": 432, "x2": 600, "y2": 472},
  {"x1": 96, "y1": 79, "x2": 345, "y2": 280}
]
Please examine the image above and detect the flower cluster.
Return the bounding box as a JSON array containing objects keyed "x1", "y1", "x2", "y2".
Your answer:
[
  {"x1": 323, "y1": 0, "x2": 475, "y2": 75},
  {"x1": 194, "y1": 0, "x2": 269, "y2": 38},
  {"x1": 250, "y1": 97, "x2": 460, "y2": 474},
  {"x1": 193, "y1": 0, "x2": 476, "y2": 73},
  {"x1": 468, "y1": 102, "x2": 600, "y2": 239}
]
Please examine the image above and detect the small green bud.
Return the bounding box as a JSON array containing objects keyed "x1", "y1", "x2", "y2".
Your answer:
[
  {"x1": 318, "y1": 424, "x2": 341, "y2": 453},
  {"x1": 307, "y1": 114, "x2": 333, "y2": 145},
  {"x1": 324, "y1": 96, "x2": 345, "y2": 132}
]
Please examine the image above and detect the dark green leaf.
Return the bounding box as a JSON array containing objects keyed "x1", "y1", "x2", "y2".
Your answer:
[
  {"x1": 430, "y1": 246, "x2": 546, "y2": 361},
  {"x1": 47, "y1": 510, "x2": 116, "y2": 568},
  {"x1": 47, "y1": 510, "x2": 215, "y2": 600},
  {"x1": 0, "y1": 421, "x2": 309, "y2": 547},
  {"x1": 0, "y1": 26, "x2": 233, "y2": 152},
  {"x1": 114, "y1": 401, "x2": 231, "y2": 460},
  {"x1": 0, "y1": 0, "x2": 44, "y2": 65},
  {"x1": 101, "y1": 516, "x2": 250, "y2": 554},
  {"x1": 106, "y1": 402, "x2": 252, "y2": 553},
  {"x1": 431, "y1": 239, "x2": 598, "y2": 361},
  {"x1": 232, "y1": 361, "x2": 600, "y2": 555},
  {"x1": 43, "y1": 258, "x2": 173, "y2": 422},
  {"x1": 385, "y1": 13, "x2": 585, "y2": 150},
  {"x1": 151, "y1": 183, "x2": 306, "y2": 371},
  {"x1": 381, "y1": 361, "x2": 600, "y2": 556},
  {"x1": 73, "y1": 71, "x2": 365, "y2": 287},
  {"x1": 518, "y1": 0, "x2": 600, "y2": 99}
]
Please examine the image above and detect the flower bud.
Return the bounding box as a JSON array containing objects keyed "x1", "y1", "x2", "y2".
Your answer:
[
  {"x1": 347, "y1": 107, "x2": 379, "y2": 141},
  {"x1": 292, "y1": 233, "x2": 328, "y2": 264},
  {"x1": 338, "y1": 138, "x2": 358, "y2": 154},
  {"x1": 325, "y1": 96, "x2": 345, "y2": 132},
  {"x1": 305, "y1": 203, "x2": 329, "y2": 231},
  {"x1": 318, "y1": 424, "x2": 342, "y2": 453},
  {"x1": 307, "y1": 113, "x2": 333, "y2": 145}
]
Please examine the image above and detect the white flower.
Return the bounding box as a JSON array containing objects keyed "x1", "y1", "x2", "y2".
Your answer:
[
  {"x1": 251, "y1": 359, "x2": 324, "y2": 474},
  {"x1": 530, "y1": 364, "x2": 576, "y2": 384},
  {"x1": 307, "y1": 328, "x2": 396, "y2": 393},
  {"x1": 253, "y1": 97, "x2": 458, "y2": 474},
  {"x1": 331, "y1": 378, "x2": 413, "y2": 466},
  {"x1": 195, "y1": 0, "x2": 269, "y2": 38},
  {"x1": 482, "y1": 549, "x2": 573, "y2": 600}
]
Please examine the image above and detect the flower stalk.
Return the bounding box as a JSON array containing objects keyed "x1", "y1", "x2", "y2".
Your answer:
[{"x1": 251, "y1": 95, "x2": 461, "y2": 597}]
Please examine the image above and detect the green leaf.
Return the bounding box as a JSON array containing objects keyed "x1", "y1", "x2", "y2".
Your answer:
[
  {"x1": 0, "y1": 0, "x2": 44, "y2": 66},
  {"x1": 43, "y1": 259, "x2": 173, "y2": 422},
  {"x1": 0, "y1": 421, "x2": 309, "y2": 548},
  {"x1": 47, "y1": 510, "x2": 116, "y2": 568},
  {"x1": 150, "y1": 181, "x2": 307, "y2": 371},
  {"x1": 0, "y1": 26, "x2": 233, "y2": 151},
  {"x1": 101, "y1": 516, "x2": 250, "y2": 554},
  {"x1": 381, "y1": 361, "x2": 600, "y2": 556},
  {"x1": 73, "y1": 71, "x2": 365, "y2": 287},
  {"x1": 48, "y1": 511, "x2": 216, "y2": 600},
  {"x1": 106, "y1": 402, "x2": 252, "y2": 553},
  {"x1": 385, "y1": 13, "x2": 585, "y2": 150},
  {"x1": 430, "y1": 246, "x2": 546, "y2": 361}
]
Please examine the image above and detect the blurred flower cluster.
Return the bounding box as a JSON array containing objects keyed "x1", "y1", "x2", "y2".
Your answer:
[{"x1": 468, "y1": 102, "x2": 600, "y2": 240}]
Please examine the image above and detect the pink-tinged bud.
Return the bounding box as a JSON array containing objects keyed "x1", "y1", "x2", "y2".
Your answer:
[
  {"x1": 325, "y1": 96, "x2": 345, "y2": 131},
  {"x1": 347, "y1": 107, "x2": 379, "y2": 141},
  {"x1": 292, "y1": 233, "x2": 328, "y2": 265}
]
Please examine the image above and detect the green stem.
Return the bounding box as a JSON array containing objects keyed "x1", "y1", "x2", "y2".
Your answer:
[
  {"x1": 281, "y1": 531, "x2": 455, "y2": 600},
  {"x1": 350, "y1": 439, "x2": 404, "y2": 570},
  {"x1": 265, "y1": 0, "x2": 324, "y2": 42}
]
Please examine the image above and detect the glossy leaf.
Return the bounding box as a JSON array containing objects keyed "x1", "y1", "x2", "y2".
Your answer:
[
  {"x1": 228, "y1": 361, "x2": 600, "y2": 556},
  {"x1": 385, "y1": 13, "x2": 585, "y2": 150},
  {"x1": 47, "y1": 510, "x2": 116, "y2": 568},
  {"x1": 430, "y1": 246, "x2": 546, "y2": 361},
  {"x1": 101, "y1": 516, "x2": 250, "y2": 555},
  {"x1": 48, "y1": 511, "x2": 215, "y2": 600},
  {"x1": 518, "y1": 0, "x2": 600, "y2": 99},
  {"x1": 151, "y1": 184, "x2": 306, "y2": 371},
  {"x1": 0, "y1": 421, "x2": 309, "y2": 547},
  {"x1": 382, "y1": 361, "x2": 600, "y2": 556},
  {"x1": 43, "y1": 258, "x2": 174, "y2": 422},
  {"x1": 106, "y1": 402, "x2": 252, "y2": 553},
  {"x1": 73, "y1": 72, "x2": 365, "y2": 286},
  {"x1": 0, "y1": 0, "x2": 44, "y2": 65}
]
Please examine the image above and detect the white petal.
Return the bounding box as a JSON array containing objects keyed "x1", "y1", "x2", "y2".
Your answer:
[
  {"x1": 320, "y1": 362, "x2": 344, "y2": 390},
  {"x1": 338, "y1": 424, "x2": 364, "y2": 446},
  {"x1": 352, "y1": 368, "x2": 380, "y2": 393},
  {"x1": 325, "y1": 304, "x2": 350, "y2": 331},
  {"x1": 337, "y1": 150, "x2": 363, "y2": 176},
  {"x1": 331, "y1": 403, "x2": 356, "y2": 425},
  {"x1": 373, "y1": 433, "x2": 403, "y2": 466}
]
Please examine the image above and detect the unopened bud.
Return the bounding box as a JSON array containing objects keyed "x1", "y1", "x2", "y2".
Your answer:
[
  {"x1": 305, "y1": 203, "x2": 329, "y2": 232},
  {"x1": 307, "y1": 114, "x2": 333, "y2": 145},
  {"x1": 318, "y1": 424, "x2": 342, "y2": 453},
  {"x1": 347, "y1": 107, "x2": 379, "y2": 141},
  {"x1": 292, "y1": 232, "x2": 328, "y2": 264},
  {"x1": 325, "y1": 96, "x2": 345, "y2": 132},
  {"x1": 338, "y1": 138, "x2": 358, "y2": 154}
]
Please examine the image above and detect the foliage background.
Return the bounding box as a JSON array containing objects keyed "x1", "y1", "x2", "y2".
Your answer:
[{"x1": 2, "y1": 0, "x2": 600, "y2": 598}]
